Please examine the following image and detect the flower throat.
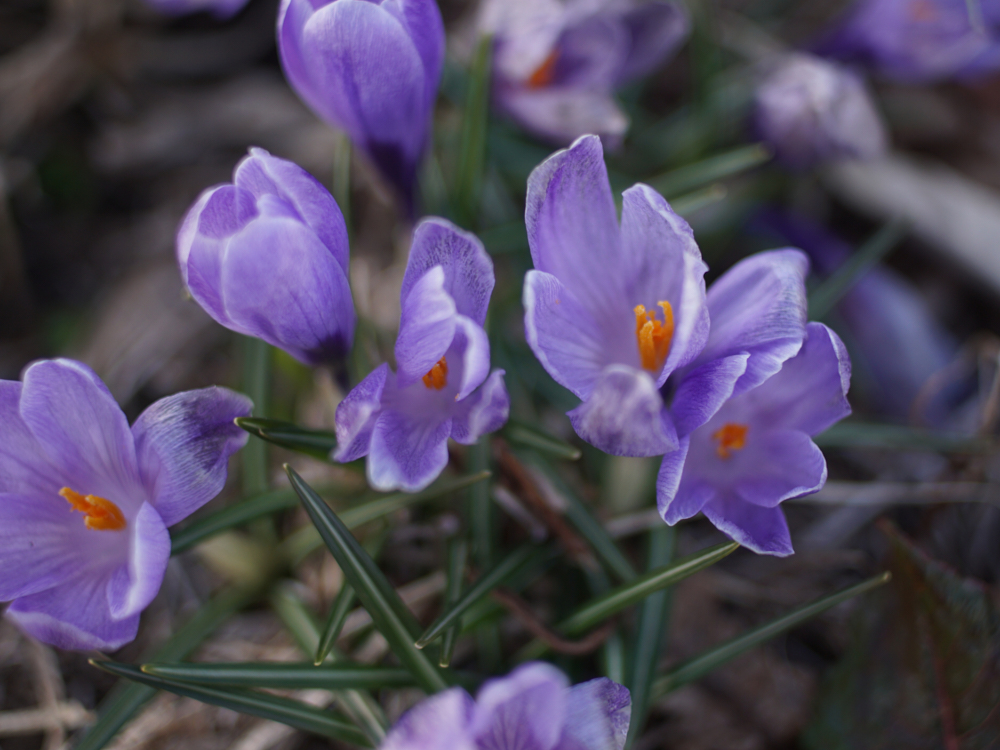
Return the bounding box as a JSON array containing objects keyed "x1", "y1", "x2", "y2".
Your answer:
[
  {"x1": 61, "y1": 488, "x2": 127, "y2": 531},
  {"x1": 422, "y1": 357, "x2": 448, "y2": 390}
]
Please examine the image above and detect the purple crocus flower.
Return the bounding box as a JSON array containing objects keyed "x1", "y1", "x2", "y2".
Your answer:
[
  {"x1": 143, "y1": 0, "x2": 250, "y2": 18},
  {"x1": 523, "y1": 135, "x2": 809, "y2": 458},
  {"x1": 480, "y1": 0, "x2": 689, "y2": 146},
  {"x1": 277, "y1": 0, "x2": 445, "y2": 213},
  {"x1": 754, "y1": 53, "x2": 888, "y2": 170},
  {"x1": 334, "y1": 218, "x2": 509, "y2": 492},
  {"x1": 177, "y1": 147, "x2": 355, "y2": 367},
  {"x1": 381, "y1": 662, "x2": 630, "y2": 750},
  {"x1": 658, "y1": 323, "x2": 851, "y2": 556},
  {"x1": 814, "y1": 0, "x2": 1000, "y2": 83},
  {"x1": 0, "y1": 359, "x2": 251, "y2": 650}
]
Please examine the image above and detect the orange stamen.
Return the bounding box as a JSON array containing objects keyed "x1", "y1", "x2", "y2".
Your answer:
[
  {"x1": 526, "y1": 50, "x2": 559, "y2": 89},
  {"x1": 422, "y1": 357, "x2": 448, "y2": 390},
  {"x1": 60, "y1": 487, "x2": 127, "y2": 531},
  {"x1": 634, "y1": 301, "x2": 675, "y2": 372},
  {"x1": 909, "y1": 0, "x2": 937, "y2": 22},
  {"x1": 711, "y1": 423, "x2": 749, "y2": 459}
]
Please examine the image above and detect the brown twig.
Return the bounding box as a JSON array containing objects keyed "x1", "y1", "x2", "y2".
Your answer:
[{"x1": 490, "y1": 587, "x2": 615, "y2": 656}]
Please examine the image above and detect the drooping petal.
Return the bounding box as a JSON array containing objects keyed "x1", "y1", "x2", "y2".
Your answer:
[
  {"x1": 451, "y1": 370, "x2": 510, "y2": 445},
  {"x1": 471, "y1": 662, "x2": 569, "y2": 750},
  {"x1": 132, "y1": 387, "x2": 252, "y2": 528},
  {"x1": 700, "y1": 492, "x2": 793, "y2": 556},
  {"x1": 557, "y1": 677, "x2": 631, "y2": 750},
  {"x1": 334, "y1": 364, "x2": 389, "y2": 464},
  {"x1": 698, "y1": 249, "x2": 808, "y2": 396},
  {"x1": 732, "y1": 430, "x2": 827, "y2": 507},
  {"x1": 500, "y1": 87, "x2": 630, "y2": 147},
  {"x1": 106, "y1": 502, "x2": 170, "y2": 620},
  {"x1": 400, "y1": 218, "x2": 495, "y2": 326},
  {"x1": 568, "y1": 365, "x2": 678, "y2": 457},
  {"x1": 616, "y1": 1, "x2": 690, "y2": 83},
  {"x1": 395, "y1": 266, "x2": 458, "y2": 389},
  {"x1": 668, "y1": 353, "x2": 749, "y2": 438},
  {"x1": 619, "y1": 184, "x2": 709, "y2": 383},
  {"x1": 382, "y1": 687, "x2": 476, "y2": 750},
  {"x1": 367, "y1": 408, "x2": 452, "y2": 492},
  {"x1": 451, "y1": 316, "x2": 492, "y2": 402},
  {"x1": 0, "y1": 381, "x2": 62, "y2": 498}
]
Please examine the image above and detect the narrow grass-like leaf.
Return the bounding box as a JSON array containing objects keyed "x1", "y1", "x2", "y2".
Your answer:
[
  {"x1": 650, "y1": 572, "x2": 892, "y2": 698},
  {"x1": 90, "y1": 661, "x2": 370, "y2": 747},
  {"x1": 814, "y1": 421, "x2": 990, "y2": 453},
  {"x1": 439, "y1": 537, "x2": 469, "y2": 667},
  {"x1": 649, "y1": 143, "x2": 771, "y2": 197},
  {"x1": 315, "y1": 583, "x2": 357, "y2": 665},
  {"x1": 808, "y1": 218, "x2": 907, "y2": 320},
  {"x1": 171, "y1": 488, "x2": 300, "y2": 555},
  {"x1": 286, "y1": 466, "x2": 448, "y2": 693},
  {"x1": 672, "y1": 184, "x2": 727, "y2": 217},
  {"x1": 467, "y1": 438, "x2": 501, "y2": 671},
  {"x1": 140, "y1": 662, "x2": 415, "y2": 690},
  {"x1": 236, "y1": 416, "x2": 338, "y2": 459},
  {"x1": 503, "y1": 420, "x2": 581, "y2": 460},
  {"x1": 416, "y1": 544, "x2": 535, "y2": 649},
  {"x1": 75, "y1": 585, "x2": 259, "y2": 750},
  {"x1": 454, "y1": 34, "x2": 493, "y2": 227},
  {"x1": 559, "y1": 542, "x2": 739, "y2": 635}
]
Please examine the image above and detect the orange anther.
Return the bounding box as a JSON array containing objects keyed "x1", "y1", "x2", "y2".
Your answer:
[
  {"x1": 60, "y1": 487, "x2": 127, "y2": 531},
  {"x1": 422, "y1": 357, "x2": 449, "y2": 390},
  {"x1": 526, "y1": 50, "x2": 559, "y2": 89},
  {"x1": 634, "y1": 301, "x2": 675, "y2": 372},
  {"x1": 711, "y1": 423, "x2": 749, "y2": 459}
]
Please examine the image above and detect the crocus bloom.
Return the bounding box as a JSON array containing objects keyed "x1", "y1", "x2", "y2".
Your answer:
[
  {"x1": 754, "y1": 53, "x2": 887, "y2": 170},
  {"x1": 144, "y1": 0, "x2": 250, "y2": 18},
  {"x1": 334, "y1": 218, "x2": 509, "y2": 492},
  {"x1": 278, "y1": 0, "x2": 445, "y2": 212},
  {"x1": 0, "y1": 359, "x2": 251, "y2": 650},
  {"x1": 814, "y1": 0, "x2": 1000, "y2": 83},
  {"x1": 177, "y1": 147, "x2": 355, "y2": 366},
  {"x1": 523, "y1": 135, "x2": 809, "y2": 458},
  {"x1": 381, "y1": 662, "x2": 630, "y2": 750},
  {"x1": 658, "y1": 322, "x2": 852, "y2": 556},
  {"x1": 480, "y1": 0, "x2": 689, "y2": 145}
]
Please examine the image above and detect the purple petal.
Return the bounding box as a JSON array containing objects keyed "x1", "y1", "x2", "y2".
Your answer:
[
  {"x1": 0, "y1": 381, "x2": 63, "y2": 498},
  {"x1": 395, "y1": 266, "x2": 458, "y2": 389},
  {"x1": 377, "y1": 0, "x2": 445, "y2": 112},
  {"x1": 234, "y1": 148, "x2": 349, "y2": 273},
  {"x1": 658, "y1": 440, "x2": 715, "y2": 526},
  {"x1": 733, "y1": 430, "x2": 827, "y2": 507},
  {"x1": 471, "y1": 662, "x2": 569, "y2": 750},
  {"x1": 367, "y1": 408, "x2": 452, "y2": 492},
  {"x1": 499, "y1": 86, "x2": 629, "y2": 147},
  {"x1": 0, "y1": 493, "x2": 85, "y2": 601},
  {"x1": 334, "y1": 364, "x2": 389, "y2": 464},
  {"x1": 701, "y1": 492, "x2": 794, "y2": 556},
  {"x1": 558, "y1": 677, "x2": 631, "y2": 750},
  {"x1": 616, "y1": 1, "x2": 690, "y2": 83},
  {"x1": 483, "y1": 0, "x2": 566, "y2": 83},
  {"x1": 568, "y1": 365, "x2": 678, "y2": 457},
  {"x1": 699, "y1": 249, "x2": 808, "y2": 396},
  {"x1": 382, "y1": 688, "x2": 476, "y2": 750},
  {"x1": 451, "y1": 370, "x2": 510, "y2": 445},
  {"x1": 132, "y1": 386, "x2": 252, "y2": 528},
  {"x1": 554, "y1": 15, "x2": 629, "y2": 90},
  {"x1": 619, "y1": 184, "x2": 709, "y2": 384},
  {"x1": 401, "y1": 218, "x2": 495, "y2": 326},
  {"x1": 451, "y1": 316, "x2": 491, "y2": 402},
  {"x1": 669, "y1": 353, "x2": 749, "y2": 438},
  {"x1": 106, "y1": 502, "x2": 170, "y2": 620}
]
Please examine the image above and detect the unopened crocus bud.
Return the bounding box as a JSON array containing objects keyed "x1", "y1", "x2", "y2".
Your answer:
[
  {"x1": 754, "y1": 53, "x2": 888, "y2": 170},
  {"x1": 177, "y1": 147, "x2": 355, "y2": 366},
  {"x1": 277, "y1": 0, "x2": 445, "y2": 213},
  {"x1": 144, "y1": 0, "x2": 250, "y2": 19}
]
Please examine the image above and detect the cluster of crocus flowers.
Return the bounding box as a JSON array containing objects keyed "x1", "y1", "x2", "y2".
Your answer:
[
  {"x1": 277, "y1": 0, "x2": 445, "y2": 213},
  {"x1": 479, "y1": 0, "x2": 689, "y2": 146},
  {"x1": 0, "y1": 359, "x2": 251, "y2": 650},
  {"x1": 380, "y1": 662, "x2": 630, "y2": 750},
  {"x1": 335, "y1": 218, "x2": 510, "y2": 492},
  {"x1": 523, "y1": 135, "x2": 852, "y2": 555}
]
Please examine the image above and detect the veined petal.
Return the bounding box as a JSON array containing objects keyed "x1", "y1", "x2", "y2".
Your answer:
[
  {"x1": 106, "y1": 502, "x2": 170, "y2": 620},
  {"x1": 401, "y1": 218, "x2": 495, "y2": 326},
  {"x1": 382, "y1": 687, "x2": 476, "y2": 750},
  {"x1": 451, "y1": 370, "x2": 510, "y2": 445},
  {"x1": 568, "y1": 365, "x2": 678, "y2": 457},
  {"x1": 701, "y1": 493, "x2": 793, "y2": 557},
  {"x1": 377, "y1": 0, "x2": 445, "y2": 111},
  {"x1": 0, "y1": 381, "x2": 62, "y2": 498},
  {"x1": 669, "y1": 353, "x2": 749, "y2": 438},
  {"x1": 733, "y1": 430, "x2": 827, "y2": 508},
  {"x1": 395, "y1": 266, "x2": 458, "y2": 389},
  {"x1": 558, "y1": 677, "x2": 631, "y2": 750},
  {"x1": 657, "y1": 441, "x2": 715, "y2": 526},
  {"x1": 334, "y1": 364, "x2": 389, "y2": 464},
  {"x1": 367, "y1": 409, "x2": 452, "y2": 492},
  {"x1": 132, "y1": 387, "x2": 252, "y2": 528},
  {"x1": 471, "y1": 662, "x2": 568, "y2": 750}
]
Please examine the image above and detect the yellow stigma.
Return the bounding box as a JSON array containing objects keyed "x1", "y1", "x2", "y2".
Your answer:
[
  {"x1": 60, "y1": 487, "x2": 127, "y2": 531},
  {"x1": 526, "y1": 50, "x2": 559, "y2": 89},
  {"x1": 711, "y1": 423, "x2": 749, "y2": 459},
  {"x1": 422, "y1": 357, "x2": 448, "y2": 390},
  {"x1": 634, "y1": 301, "x2": 674, "y2": 372}
]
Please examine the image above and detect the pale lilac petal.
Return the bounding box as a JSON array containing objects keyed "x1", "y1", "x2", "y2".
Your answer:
[
  {"x1": 367, "y1": 409, "x2": 452, "y2": 492},
  {"x1": 733, "y1": 430, "x2": 827, "y2": 508},
  {"x1": 451, "y1": 370, "x2": 510, "y2": 445},
  {"x1": 558, "y1": 677, "x2": 631, "y2": 750},
  {"x1": 0, "y1": 381, "x2": 62, "y2": 498},
  {"x1": 132, "y1": 387, "x2": 252, "y2": 527},
  {"x1": 0, "y1": 493, "x2": 83, "y2": 600},
  {"x1": 334, "y1": 364, "x2": 389, "y2": 463},
  {"x1": 701, "y1": 493, "x2": 793, "y2": 556},
  {"x1": 500, "y1": 87, "x2": 629, "y2": 147},
  {"x1": 619, "y1": 184, "x2": 709, "y2": 383},
  {"x1": 568, "y1": 365, "x2": 678, "y2": 457},
  {"x1": 481, "y1": 0, "x2": 566, "y2": 82},
  {"x1": 451, "y1": 316, "x2": 491, "y2": 402},
  {"x1": 395, "y1": 266, "x2": 458, "y2": 389},
  {"x1": 658, "y1": 441, "x2": 715, "y2": 526},
  {"x1": 472, "y1": 662, "x2": 569, "y2": 750},
  {"x1": 617, "y1": 1, "x2": 690, "y2": 83},
  {"x1": 699, "y1": 249, "x2": 808, "y2": 396},
  {"x1": 106, "y1": 503, "x2": 170, "y2": 620},
  {"x1": 669, "y1": 353, "x2": 749, "y2": 438},
  {"x1": 555, "y1": 15, "x2": 629, "y2": 90},
  {"x1": 382, "y1": 688, "x2": 476, "y2": 750},
  {"x1": 401, "y1": 218, "x2": 495, "y2": 326},
  {"x1": 523, "y1": 270, "x2": 609, "y2": 400}
]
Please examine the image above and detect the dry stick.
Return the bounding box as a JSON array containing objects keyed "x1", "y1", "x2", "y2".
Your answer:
[{"x1": 490, "y1": 587, "x2": 615, "y2": 656}]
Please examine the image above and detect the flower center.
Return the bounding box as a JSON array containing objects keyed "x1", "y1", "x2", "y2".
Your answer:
[
  {"x1": 712, "y1": 423, "x2": 749, "y2": 459},
  {"x1": 60, "y1": 487, "x2": 127, "y2": 531},
  {"x1": 909, "y1": 0, "x2": 937, "y2": 22},
  {"x1": 526, "y1": 50, "x2": 559, "y2": 89},
  {"x1": 422, "y1": 357, "x2": 449, "y2": 390},
  {"x1": 634, "y1": 301, "x2": 674, "y2": 372}
]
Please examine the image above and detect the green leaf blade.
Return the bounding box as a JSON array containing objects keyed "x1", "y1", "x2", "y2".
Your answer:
[{"x1": 140, "y1": 662, "x2": 416, "y2": 690}]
